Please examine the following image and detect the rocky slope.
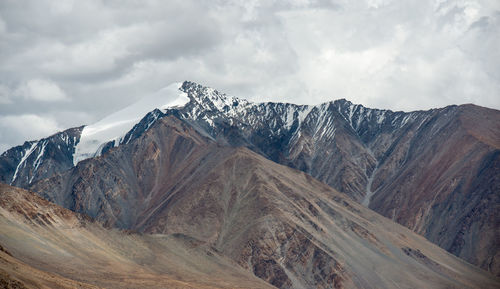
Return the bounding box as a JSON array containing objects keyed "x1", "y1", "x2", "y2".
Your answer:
[
  {"x1": 0, "y1": 183, "x2": 276, "y2": 289},
  {"x1": 1, "y1": 80, "x2": 499, "y2": 275},
  {"x1": 28, "y1": 117, "x2": 500, "y2": 288},
  {"x1": 367, "y1": 104, "x2": 500, "y2": 275}
]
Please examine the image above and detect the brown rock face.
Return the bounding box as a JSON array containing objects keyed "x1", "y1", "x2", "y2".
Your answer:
[{"x1": 27, "y1": 116, "x2": 500, "y2": 288}]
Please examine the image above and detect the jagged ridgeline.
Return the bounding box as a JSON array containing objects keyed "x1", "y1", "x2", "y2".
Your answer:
[{"x1": 1, "y1": 81, "x2": 499, "y2": 284}]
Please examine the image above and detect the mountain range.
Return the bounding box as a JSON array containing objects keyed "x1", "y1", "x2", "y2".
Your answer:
[{"x1": 0, "y1": 81, "x2": 499, "y2": 288}]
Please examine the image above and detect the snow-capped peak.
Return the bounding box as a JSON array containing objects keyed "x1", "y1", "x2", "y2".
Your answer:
[
  {"x1": 73, "y1": 82, "x2": 189, "y2": 165},
  {"x1": 181, "y1": 81, "x2": 251, "y2": 115}
]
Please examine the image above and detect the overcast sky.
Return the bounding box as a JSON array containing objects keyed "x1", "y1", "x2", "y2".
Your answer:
[{"x1": 0, "y1": 0, "x2": 499, "y2": 153}]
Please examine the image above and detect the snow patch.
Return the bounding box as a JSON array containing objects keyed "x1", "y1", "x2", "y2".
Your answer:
[
  {"x1": 10, "y1": 142, "x2": 37, "y2": 185},
  {"x1": 73, "y1": 83, "x2": 189, "y2": 165},
  {"x1": 376, "y1": 111, "x2": 386, "y2": 124},
  {"x1": 297, "y1": 105, "x2": 312, "y2": 125},
  {"x1": 285, "y1": 106, "x2": 295, "y2": 129},
  {"x1": 30, "y1": 141, "x2": 47, "y2": 183}
]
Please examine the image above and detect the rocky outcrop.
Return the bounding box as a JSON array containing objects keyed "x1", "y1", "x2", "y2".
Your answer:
[{"x1": 0, "y1": 126, "x2": 82, "y2": 188}]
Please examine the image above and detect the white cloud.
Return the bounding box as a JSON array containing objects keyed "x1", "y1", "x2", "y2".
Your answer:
[
  {"x1": 274, "y1": 0, "x2": 500, "y2": 110},
  {"x1": 17, "y1": 79, "x2": 68, "y2": 102},
  {"x1": 0, "y1": 114, "x2": 62, "y2": 153},
  {"x1": 38, "y1": 29, "x2": 131, "y2": 75}
]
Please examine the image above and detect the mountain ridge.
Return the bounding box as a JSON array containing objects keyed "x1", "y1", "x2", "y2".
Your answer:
[{"x1": 1, "y1": 80, "x2": 498, "y2": 276}]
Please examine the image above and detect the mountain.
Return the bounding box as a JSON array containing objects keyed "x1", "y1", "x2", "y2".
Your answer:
[
  {"x1": 1, "y1": 81, "x2": 498, "y2": 276},
  {"x1": 3, "y1": 159, "x2": 499, "y2": 288}
]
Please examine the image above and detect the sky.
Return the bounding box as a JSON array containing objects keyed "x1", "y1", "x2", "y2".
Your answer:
[{"x1": 0, "y1": 0, "x2": 499, "y2": 153}]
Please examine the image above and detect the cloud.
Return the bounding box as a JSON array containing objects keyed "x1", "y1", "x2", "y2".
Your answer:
[
  {"x1": 272, "y1": 0, "x2": 500, "y2": 110},
  {"x1": 17, "y1": 79, "x2": 68, "y2": 102},
  {"x1": 0, "y1": 84, "x2": 12, "y2": 104},
  {"x1": 0, "y1": 0, "x2": 499, "y2": 151},
  {"x1": 0, "y1": 114, "x2": 62, "y2": 153}
]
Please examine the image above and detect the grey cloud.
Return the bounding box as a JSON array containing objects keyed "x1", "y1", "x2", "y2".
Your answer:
[
  {"x1": 0, "y1": 0, "x2": 499, "y2": 152},
  {"x1": 0, "y1": 114, "x2": 62, "y2": 153}
]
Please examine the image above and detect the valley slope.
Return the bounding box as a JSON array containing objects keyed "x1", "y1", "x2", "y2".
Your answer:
[{"x1": 0, "y1": 183, "x2": 275, "y2": 289}]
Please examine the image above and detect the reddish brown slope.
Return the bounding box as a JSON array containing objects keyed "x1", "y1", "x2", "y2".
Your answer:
[
  {"x1": 137, "y1": 146, "x2": 500, "y2": 289},
  {"x1": 0, "y1": 247, "x2": 98, "y2": 289},
  {"x1": 369, "y1": 104, "x2": 500, "y2": 275}
]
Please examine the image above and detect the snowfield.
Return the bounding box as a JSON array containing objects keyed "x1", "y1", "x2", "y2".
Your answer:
[{"x1": 73, "y1": 82, "x2": 189, "y2": 165}]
